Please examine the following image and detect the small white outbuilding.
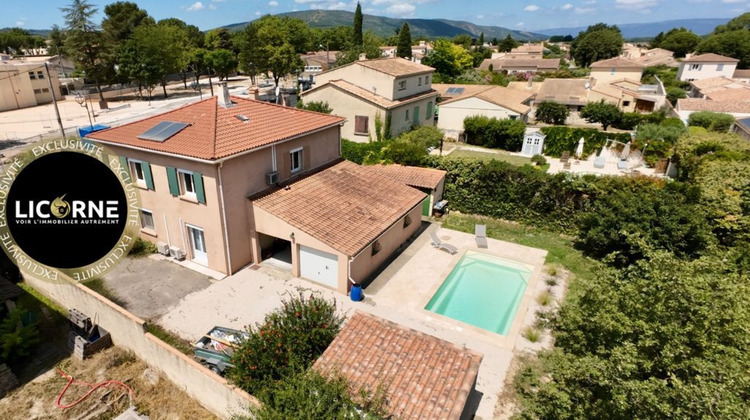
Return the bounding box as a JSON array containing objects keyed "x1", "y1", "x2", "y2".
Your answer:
[{"x1": 521, "y1": 131, "x2": 546, "y2": 157}]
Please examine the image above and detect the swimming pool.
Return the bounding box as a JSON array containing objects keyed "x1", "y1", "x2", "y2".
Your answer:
[{"x1": 425, "y1": 251, "x2": 532, "y2": 335}]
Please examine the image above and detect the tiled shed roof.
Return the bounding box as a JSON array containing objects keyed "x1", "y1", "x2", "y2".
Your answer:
[
  {"x1": 313, "y1": 311, "x2": 483, "y2": 420},
  {"x1": 86, "y1": 96, "x2": 344, "y2": 161},
  {"x1": 684, "y1": 53, "x2": 739, "y2": 63},
  {"x1": 301, "y1": 79, "x2": 437, "y2": 110},
  {"x1": 356, "y1": 57, "x2": 435, "y2": 76},
  {"x1": 678, "y1": 98, "x2": 750, "y2": 113},
  {"x1": 590, "y1": 57, "x2": 645, "y2": 68},
  {"x1": 370, "y1": 164, "x2": 446, "y2": 190},
  {"x1": 252, "y1": 161, "x2": 425, "y2": 256}
]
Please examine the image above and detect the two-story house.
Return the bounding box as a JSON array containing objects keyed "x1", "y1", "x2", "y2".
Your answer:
[
  {"x1": 677, "y1": 53, "x2": 739, "y2": 82},
  {"x1": 589, "y1": 57, "x2": 644, "y2": 85},
  {"x1": 0, "y1": 60, "x2": 63, "y2": 111},
  {"x1": 86, "y1": 83, "x2": 442, "y2": 294},
  {"x1": 300, "y1": 57, "x2": 438, "y2": 142}
]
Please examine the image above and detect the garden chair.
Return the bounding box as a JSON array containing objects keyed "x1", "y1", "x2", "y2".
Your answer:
[
  {"x1": 475, "y1": 224, "x2": 488, "y2": 248},
  {"x1": 429, "y1": 231, "x2": 458, "y2": 255}
]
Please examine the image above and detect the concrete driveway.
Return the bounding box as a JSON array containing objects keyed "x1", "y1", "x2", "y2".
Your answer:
[{"x1": 101, "y1": 255, "x2": 213, "y2": 320}]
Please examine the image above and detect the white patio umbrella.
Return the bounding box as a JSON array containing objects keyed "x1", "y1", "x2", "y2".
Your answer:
[
  {"x1": 622, "y1": 141, "x2": 631, "y2": 159},
  {"x1": 575, "y1": 137, "x2": 585, "y2": 158}
]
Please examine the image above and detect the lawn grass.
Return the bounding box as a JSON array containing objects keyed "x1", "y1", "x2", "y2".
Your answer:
[
  {"x1": 80, "y1": 277, "x2": 128, "y2": 307},
  {"x1": 441, "y1": 213, "x2": 598, "y2": 284},
  {"x1": 446, "y1": 149, "x2": 550, "y2": 172},
  {"x1": 146, "y1": 323, "x2": 194, "y2": 356}
]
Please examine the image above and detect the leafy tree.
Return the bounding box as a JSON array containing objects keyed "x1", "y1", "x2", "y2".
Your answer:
[
  {"x1": 478, "y1": 32, "x2": 485, "y2": 47},
  {"x1": 246, "y1": 370, "x2": 388, "y2": 420},
  {"x1": 696, "y1": 29, "x2": 750, "y2": 69},
  {"x1": 453, "y1": 34, "x2": 472, "y2": 49},
  {"x1": 570, "y1": 23, "x2": 623, "y2": 67},
  {"x1": 0, "y1": 28, "x2": 34, "y2": 54},
  {"x1": 687, "y1": 111, "x2": 735, "y2": 132},
  {"x1": 463, "y1": 115, "x2": 526, "y2": 150},
  {"x1": 229, "y1": 293, "x2": 344, "y2": 395},
  {"x1": 62, "y1": 0, "x2": 110, "y2": 101},
  {"x1": 535, "y1": 101, "x2": 570, "y2": 125},
  {"x1": 312, "y1": 26, "x2": 352, "y2": 51},
  {"x1": 0, "y1": 304, "x2": 40, "y2": 364},
  {"x1": 548, "y1": 35, "x2": 573, "y2": 43},
  {"x1": 335, "y1": 31, "x2": 383, "y2": 66},
  {"x1": 237, "y1": 24, "x2": 261, "y2": 85},
  {"x1": 120, "y1": 23, "x2": 187, "y2": 98},
  {"x1": 498, "y1": 35, "x2": 518, "y2": 52},
  {"x1": 47, "y1": 25, "x2": 66, "y2": 56},
  {"x1": 396, "y1": 23, "x2": 412, "y2": 59},
  {"x1": 207, "y1": 49, "x2": 237, "y2": 81},
  {"x1": 101, "y1": 1, "x2": 153, "y2": 46},
  {"x1": 204, "y1": 28, "x2": 233, "y2": 51},
  {"x1": 659, "y1": 28, "x2": 700, "y2": 58},
  {"x1": 666, "y1": 86, "x2": 686, "y2": 105},
  {"x1": 353, "y1": 1, "x2": 363, "y2": 47},
  {"x1": 650, "y1": 31, "x2": 665, "y2": 48},
  {"x1": 422, "y1": 39, "x2": 473, "y2": 77},
  {"x1": 159, "y1": 18, "x2": 203, "y2": 48},
  {"x1": 580, "y1": 100, "x2": 623, "y2": 131},
  {"x1": 252, "y1": 15, "x2": 305, "y2": 86},
  {"x1": 296, "y1": 100, "x2": 332, "y2": 114}
]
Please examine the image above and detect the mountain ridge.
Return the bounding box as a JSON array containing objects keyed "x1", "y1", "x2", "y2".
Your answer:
[{"x1": 538, "y1": 18, "x2": 730, "y2": 38}]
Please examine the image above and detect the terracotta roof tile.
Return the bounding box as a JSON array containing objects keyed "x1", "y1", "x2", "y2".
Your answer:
[
  {"x1": 536, "y1": 78, "x2": 590, "y2": 105},
  {"x1": 590, "y1": 57, "x2": 645, "y2": 68},
  {"x1": 678, "y1": 98, "x2": 750, "y2": 113},
  {"x1": 478, "y1": 58, "x2": 560, "y2": 71},
  {"x1": 356, "y1": 57, "x2": 435, "y2": 76},
  {"x1": 252, "y1": 161, "x2": 425, "y2": 256},
  {"x1": 684, "y1": 53, "x2": 739, "y2": 63},
  {"x1": 370, "y1": 164, "x2": 446, "y2": 190},
  {"x1": 434, "y1": 84, "x2": 532, "y2": 114},
  {"x1": 86, "y1": 96, "x2": 344, "y2": 161},
  {"x1": 314, "y1": 311, "x2": 483, "y2": 420},
  {"x1": 733, "y1": 69, "x2": 750, "y2": 78},
  {"x1": 302, "y1": 80, "x2": 438, "y2": 110}
]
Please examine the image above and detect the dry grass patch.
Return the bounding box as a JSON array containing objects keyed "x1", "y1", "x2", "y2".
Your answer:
[{"x1": 0, "y1": 346, "x2": 218, "y2": 420}]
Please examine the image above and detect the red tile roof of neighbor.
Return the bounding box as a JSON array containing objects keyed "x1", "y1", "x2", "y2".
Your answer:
[
  {"x1": 86, "y1": 96, "x2": 345, "y2": 161},
  {"x1": 252, "y1": 160, "x2": 425, "y2": 256},
  {"x1": 314, "y1": 311, "x2": 483, "y2": 420},
  {"x1": 590, "y1": 57, "x2": 645, "y2": 68},
  {"x1": 370, "y1": 164, "x2": 446, "y2": 190},
  {"x1": 678, "y1": 98, "x2": 750, "y2": 113},
  {"x1": 302, "y1": 79, "x2": 437, "y2": 109},
  {"x1": 684, "y1": 53, "x2": 739, "y2": 63}
]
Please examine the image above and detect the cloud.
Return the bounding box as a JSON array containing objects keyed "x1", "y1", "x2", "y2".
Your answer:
[
  {"x1": 561, "y1": 3, "x2": 573, "y2": 9},
  {"x1": 476, "y1": 14, "x2": 485, "y2": 19},
  {"x1": 328, "y1": 1, "x2": 348, "y2": 9},
  {"x1": 615, "y1": 0, "x2": 657, "y2": 10},
  {"x1": 269, "y1": 0, "x2": 279, "y2": 5},
  {"x1": 209, "y1": 3, "x2": 217, "y2": 9},
  {"x1": 574, "y1": 7, "x2": 596, "y2": 13},
  {"x1": 386, "y1": 3, "x2": 416, "y2": 14},
  {"x1": 211, "y1": 0, "x2": 225, "y2": 2},
  {"x1": 186, "y1": 2, "x2": 204, "y2": 11},
  {"x1": 516, "y1": 22, "x2": 525, "y2": 28},
  {"x1": 255, "y1": 11, "x2": 262, "y2": 15},
  {"x1": 524, "y1": 5, "x2": 540, "y2": 11},
  {"x1": 721, "y1": 0, "x2": 743, "y2": 3},
  {"x1": 686, "y1": 0, "x2": 711, "y2": 2},
  {"x1": 15, "y1": 20, "x2": 25, "y2": 27}
]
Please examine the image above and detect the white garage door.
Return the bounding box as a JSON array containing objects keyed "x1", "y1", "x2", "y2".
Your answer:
[{"x1": 299, "y1": 246, "x2": 338, "y2": 289}]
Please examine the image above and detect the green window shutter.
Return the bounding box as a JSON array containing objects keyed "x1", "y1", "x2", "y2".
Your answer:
[
  {"x1": 143, "y1": 162, "x2": 154, "y2": 190},
  {"x1": 119, "y1": 156, "x2": 130, "y2": 182},
  {"x1": 192, "y1": 172, "x2": 206, "y2": 204},
  {"x1": 166, "y1": 167, "x2": 179, "y2": 196}
]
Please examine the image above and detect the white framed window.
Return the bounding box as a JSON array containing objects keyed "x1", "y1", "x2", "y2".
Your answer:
[
  {"x1": 398, "y1": 80, "x2": 406, "y2": 90},
  {"x1": 689, "y1": 64, "x2": 701, "y2": 71},
  {"x1": 178, "y1": 169, "x2": 196, "y2": 197},
  {"x1": 140, "y1": 209, "x2": 155, "y2": 230},
  {"x1": 28, "y1": 71, "x2": 36, "y2": 80},
  {"x1": 37, "y1": 71, "x2": 44, "y2": 79},
  {"x1": 290, "y1": 147, "x2": 303, "y2": 173},
  {"x1": 418, "y1": 77, "x2": 422, "y2": 86},
  {"x1": 129, "y1": 159, "x2": 146, "y2": 186},
  {"x1": 717, "y1": 64, "x2": 724, "y2": 71},
  {"x1": 405, "y1": 108, "x2": 410, "y2": 121}
]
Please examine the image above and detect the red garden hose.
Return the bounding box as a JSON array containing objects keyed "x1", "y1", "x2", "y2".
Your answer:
[{"x1": 55, "y1": 367, "x2": 136, "y2": 409}]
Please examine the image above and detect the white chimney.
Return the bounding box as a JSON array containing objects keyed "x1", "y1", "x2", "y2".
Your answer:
[{"x1": 216, "y1": 81, "x2": 233, "y2": 108}]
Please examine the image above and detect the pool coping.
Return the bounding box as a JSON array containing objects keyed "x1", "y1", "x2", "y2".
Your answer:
[{"x1": 417, "y1": 245, "x2": 546, "y2": 350}]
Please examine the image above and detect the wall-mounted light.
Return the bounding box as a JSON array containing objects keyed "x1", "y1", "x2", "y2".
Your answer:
[{"x1": 290, "y1": 232, "x2": 295, "y2": 241}]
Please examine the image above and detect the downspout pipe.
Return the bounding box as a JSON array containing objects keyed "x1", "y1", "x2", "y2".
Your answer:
[{"x1": 218, "y1": 161, "x2": 233, "y2": 275}]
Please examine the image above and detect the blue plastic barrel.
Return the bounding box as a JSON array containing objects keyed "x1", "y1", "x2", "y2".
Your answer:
[{"x1": 350, "y1": 284, "x2": 363, "y2": 302}]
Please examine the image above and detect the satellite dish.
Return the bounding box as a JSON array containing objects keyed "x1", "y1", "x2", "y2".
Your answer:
[{"x1": 584, "y1": 82, "x2": 590, "y2": 89}]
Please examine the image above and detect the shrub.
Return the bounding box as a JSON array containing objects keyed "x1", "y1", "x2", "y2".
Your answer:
[
  {"x1": 535, "y1": 101, "x2": 570, "y2": 125},
  {"x1": 229, "y1": 293, "x2": 344, "y2": 395},
  {"x1": 129, "y1": 237, "x2": 157, "y2": 257},
  {"x1": 530, "y1": 154, "x2": 547, "y2": 166},
  {"x1": 463, "y1": 115, "x2": 526, "y2": 151},
  {"x1": 545, "y1": 276, "x2": 559, "y2": 287},
  {"x1": 536, "y1": 291, "x2": 553, "y2": 306},
  {"x1": 0, "y1": 304, "x2": 40, "y2": 364},
  {"x1": 246, "y1": 370, "x2": 388, "y2": 420},
  {"x1": 341, "y1": 139, "x2": 385, "y2": 164},
  {"x1": 296, "y1": 100, "x2": 333, "y2": 114},
  {"x1": 523, "y1": 326, "x2": 541, "y2": 342},
  {"x1": 579, "y1": 100, "x2": 623, "y2": 131},
  {"x1": 687, "y1": 111, "x2": 734, "y2": 132},
  {"x1": 666, "y1": 86, "x2": 686, "y2": 105}
]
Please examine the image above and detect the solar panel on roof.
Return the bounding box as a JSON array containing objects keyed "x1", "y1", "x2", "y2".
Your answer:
[
  {"x1": 453, "y1": 87, "x2": 464, "y2": 94},
  {"x1": 445, "y1": 87, "x2": 456, "y2": 94},
  {"x1": 137, "y1": 121, "x2": 189, "y2": 142}
]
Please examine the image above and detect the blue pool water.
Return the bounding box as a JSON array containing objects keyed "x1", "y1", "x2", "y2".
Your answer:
[{"x1": 425, "y1": 251, "x2": 532, "y2": 335}]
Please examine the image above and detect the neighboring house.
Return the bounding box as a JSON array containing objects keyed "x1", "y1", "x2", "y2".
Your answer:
[
  {"x1": 300, "y1": 58, "x2": 438, "y2": 142},
  {"x1": 534, "y1": 78, "x2": 591, "y2": 112},
  {"x1": 432, "y1": 83, "x2": 532, "y2": 138},
  {"x1": 733, "y1": 69, "x2": 750, "y2": 84},
  {"x1": 589, "y1": 78, "x2": 667, "y2": 113},
  {"x1": 492, "y1": 43, "x2": 544, "y2": 60},
  {"x1": 731, "y1": 117, "x2": 750, "y2": 141},
  {"x1": 87, "y1": 84, "x2": 435, "y2": 294},
  {"x1": 314, "y1": 311, "x2": 483, "y2": 420},
  {"x1": 301, "y1": 50, "x2": 339, "y2": 74},
  {"x1": 0, "y1": 60, "x2": 63, "y2": 111},
  {"x1": 689, "y1": 76, "x2": 750, "y2": 101},
  {"x1": 677, "y1": 53, "x2": 739, "y2": 82},
  {"x1": 621, "y1": 46, "x2": 677, "y2": 67},
  {"x1": 675, "y1": 98, "x2": 750, "y2": 122},
  {"x1": 381, "y1": 41, "x2": 433, "y2": 63},
  {"x1": 478, "y1": 57, "x2": 560, "y2": 75},
  {"x1": 369, "y1": 164, "x2": 446, "y2": 216},
  {"x1": 589, "y1": 57, "x2": 644, "y2": 85}
]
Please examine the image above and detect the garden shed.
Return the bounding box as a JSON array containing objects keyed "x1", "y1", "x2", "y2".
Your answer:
[{"x1": 521, "y1": 131, "x2": 546, "y2": 157}]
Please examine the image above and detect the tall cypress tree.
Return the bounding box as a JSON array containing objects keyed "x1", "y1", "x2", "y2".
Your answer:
[
  {"x1": 396, "y1": 23, "x2": 412, "y2": 59},
  {"x1": 353, "y1": 2, "x2": 363, "y2": 46}
]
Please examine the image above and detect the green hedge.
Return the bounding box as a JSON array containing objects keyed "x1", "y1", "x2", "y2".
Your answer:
[
  {"x1": 539, "y1": 127, "x2": 631, "y2": 158},
  {"x1": 687, "y1": 111, "x2": 735, "y2": 133},
  {"x1": 341, "y1": 140, "x2": 385, "y2": 164},
  {"x1": 463, "y1": 115, "x2": 526, "y2": 151}
]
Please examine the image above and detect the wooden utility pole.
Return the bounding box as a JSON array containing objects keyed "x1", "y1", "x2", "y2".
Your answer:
[{"x1": 44, "y1": 62, "x2": 66, "y2": 139}]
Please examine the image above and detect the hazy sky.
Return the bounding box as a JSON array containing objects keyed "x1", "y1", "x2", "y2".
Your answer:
[{"x1": 3, "y1": 0, "x2": 746, "y2": 32}]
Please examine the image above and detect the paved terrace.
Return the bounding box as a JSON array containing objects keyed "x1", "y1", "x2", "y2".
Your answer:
[{"x1": 159, "y1": 224, "x2": 548, "y2": 419}]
